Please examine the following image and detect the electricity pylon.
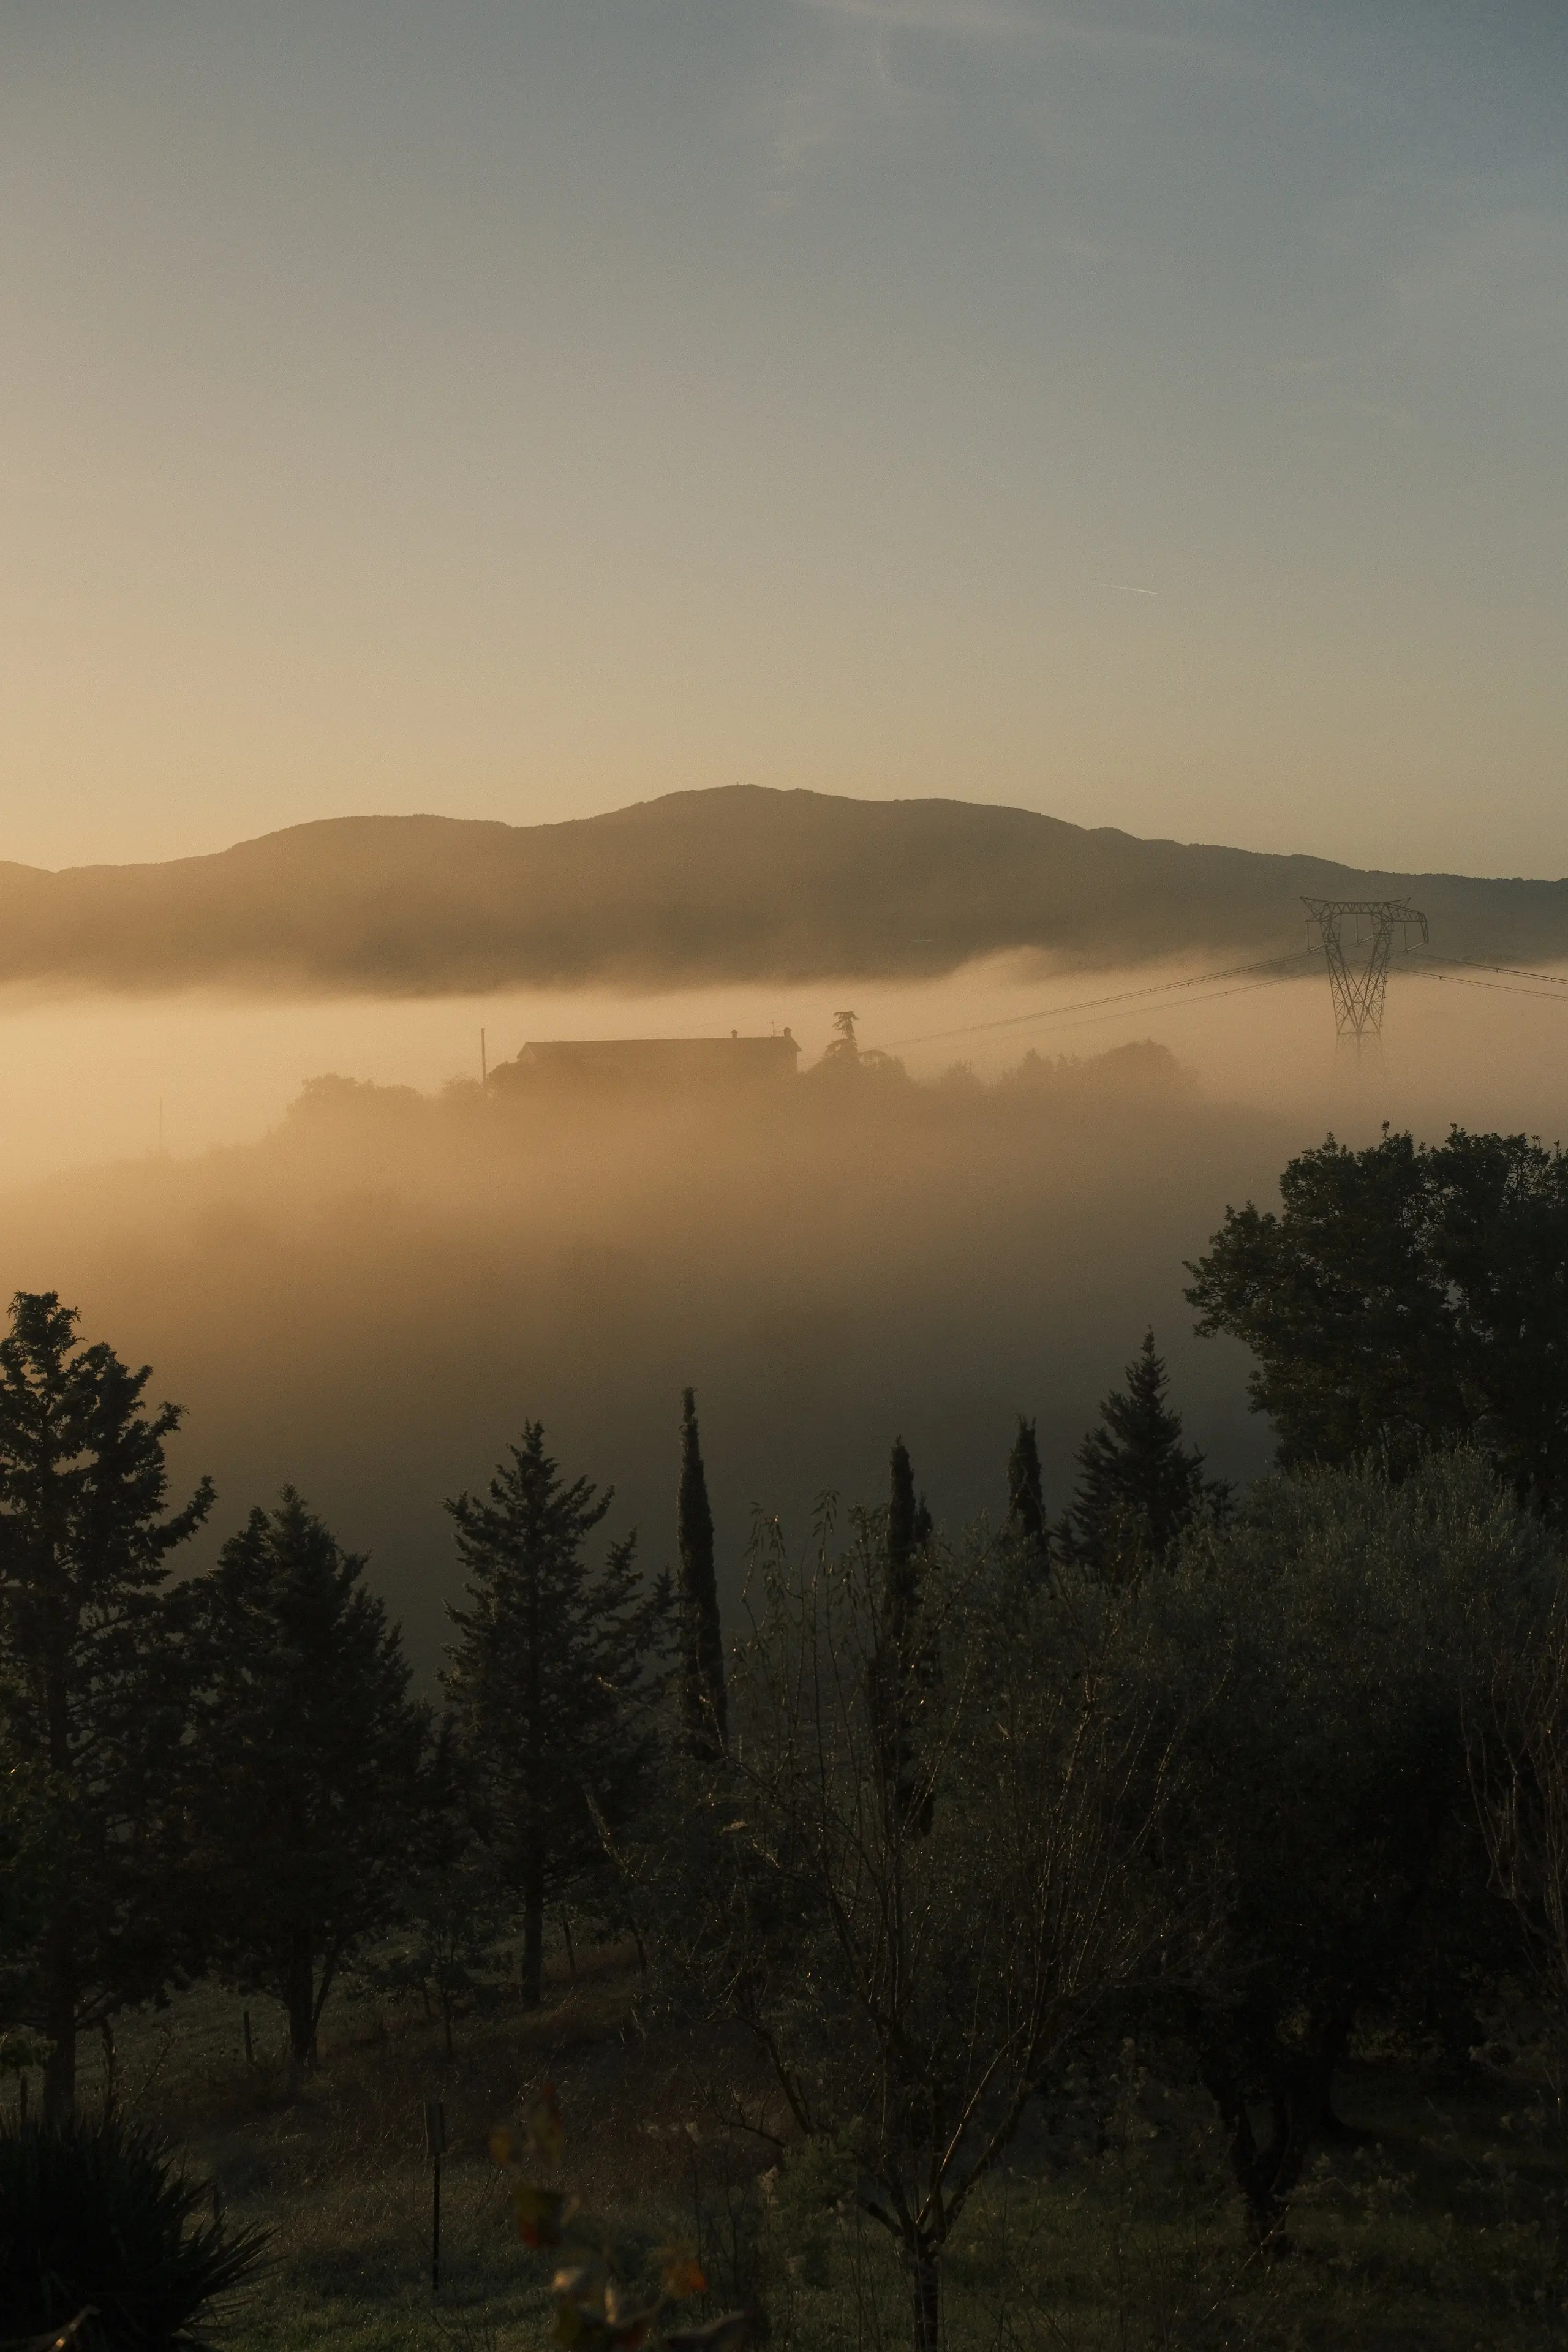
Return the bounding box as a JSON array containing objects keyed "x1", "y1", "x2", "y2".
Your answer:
[{"x1": 1302, "y1": 897, "x2": 1428, "y2": 1049}]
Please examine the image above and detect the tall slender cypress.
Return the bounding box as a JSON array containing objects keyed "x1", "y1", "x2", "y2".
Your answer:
[
  {"x1": 887, "y1": 1438, "x2": 919, "y2": 1640},
  {"x1": 677, "y1": 1389, "x2": 728, "y2": 1756},
  {"x1": 1007, "y1": 1415, "x2": 1047, "y2": 1559},
  {"x1": 876, "y1": 1439, "x2": 931, "y2": 1832}
]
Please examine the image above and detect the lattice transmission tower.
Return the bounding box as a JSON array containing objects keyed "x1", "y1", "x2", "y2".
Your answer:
[{"x1": 1302, "y1": 897, "x2": 1428, "y2": 1048}]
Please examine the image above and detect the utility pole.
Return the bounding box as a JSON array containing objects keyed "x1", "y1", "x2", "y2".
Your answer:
[
  {"x1": 480, "y1": 1028, "x2": 488, "y2": 1091},
  {"x1": 1302, "y1": 897, "x2": 1428, "y2": 1058}
]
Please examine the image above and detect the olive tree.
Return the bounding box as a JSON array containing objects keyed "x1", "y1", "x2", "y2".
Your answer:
[
  {"x1": 1148, "y1": 1450, "x2": 1548, "y2": 2242},
  {"x1": 678, "y1": 1507, "x2": 1181, "y2": 2352}
]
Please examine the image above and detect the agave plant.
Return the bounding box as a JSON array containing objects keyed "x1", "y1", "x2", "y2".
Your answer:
[{"x1": 0, "y1": 2112, "x2": 269, "y2": 2352}]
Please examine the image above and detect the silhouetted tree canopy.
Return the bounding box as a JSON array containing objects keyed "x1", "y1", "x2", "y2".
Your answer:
[
  {"x1": 677, "y1": 1389, "x2": 727, "y2": 1758},
  {"x1": 443, "y1": 1424, "x2": 671, "y2": 2007},
  {"x1": 1185, "y1": 1128, "x2": 1568, "y2": 1521},
  {"x1": 1061, "y1": 1332, "x2": 1220, "y2": 1578},
  {"x1": 1145, "y1": 1452, "x2": 1550, "y2": 2241},
  {"x1": 0, "y1": 1292, "x2": 213, "y2": 2117},
  {"x1": 189, "y1": 1489, "x2": 429, "y2": 2080},
  {"x1": 1006, "y1": 1414, "x2": 1047, "y2": 1559}
]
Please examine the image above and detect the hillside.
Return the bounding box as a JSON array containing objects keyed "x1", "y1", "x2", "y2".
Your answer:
[{"x1": 1, "y1": 786, "x2": 1565, "y2": 994}]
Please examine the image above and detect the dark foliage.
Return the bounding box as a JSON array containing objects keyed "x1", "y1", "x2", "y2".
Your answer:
[
  {"x1": 1006, "y1": 1414, "x2": 1047, "y2": 1559},
  {"x1": 0, "y1": 2111, "x2": 268, "y2": 2351},
  {"x1": 0, "y1": 1293, "x2": 213, "y2": 2117},
  {"x1": 1146, "y1": 1453, "x2": 1548, "y2": 2241},
  {"x1": 677, "y1": 1389, "x2": 728, "y2": 1757},
  {"x1": 867, "y1": 1439, "x2": 937, "y2": 1837},
  {"x1": 1186, "y1": 1126, "x2": 1568, "y2": 1522},
  {"x1": 1060, "y1": 1330, "x2": 1222, "y2": 1578},
  {"x1": 187, "y1": 1490, "x2": 430, "y2": 2078},
  {"x1": 443, "y1": 1423, "x2": 671, "y2": 2007}
]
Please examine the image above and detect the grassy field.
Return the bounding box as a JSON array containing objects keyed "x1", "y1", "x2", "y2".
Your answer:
[{"x1": 31, "y1": 1951, "x2": 1568, "y2": 2352}]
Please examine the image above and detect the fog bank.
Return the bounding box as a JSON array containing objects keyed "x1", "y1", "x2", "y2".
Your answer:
[{"x1": 1, "y1": 961, "x2": 1563, "y2": 1677}]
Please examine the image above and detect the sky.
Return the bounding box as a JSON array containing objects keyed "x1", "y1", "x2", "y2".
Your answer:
[{"x1": 2, "y1": 0, "x2": 1566, "y2": 879}]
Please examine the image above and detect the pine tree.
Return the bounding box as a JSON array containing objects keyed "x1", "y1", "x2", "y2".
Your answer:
[
  {"x1": 1061, "y1": 1331, "x2": 1221, "y2": 1578},
  {"x1": 443, "y1": 1424, "x2": 670, "y2": 2007},
  {"x1": 189, "y1": 1490, "x2": 430, "y2": 2081},
  {"x1": 1006, "y1": 1415, "x2": 1047, "y2": 1559},
  {"x1": 677, "y1": 1390, "x2": 728, "y2": 1756},
  {"x1": 0, "y1": 1292, "x2": 214, "y2": 2117}
]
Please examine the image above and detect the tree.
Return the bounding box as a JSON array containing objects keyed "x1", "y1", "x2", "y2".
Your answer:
[
  {"x1": 363, "y1": 1717, "x2": 502, "y2": 2062},
  {"x1": 872, "y1": 1439, "x2": 934, "y2": 1834},
  {"x1": 1185, "y1": 1127, "x2": 1568, "y2": 1521},
  {"x1": 684, "y1": 1513, "x2": 1177, "y2": 2352},
  {"x1": 0, "y1": 1292, "x2": 214, "y2": 2117},
  {"x1": 1149, "y1": 1452, "x2": 1545, "y2": 2243},
  {"x1": 1466, "y1": 1567, "x2": 1568, "y2": 2111},
  {"x1": 1006, "y1": 1414, "x2": 1047, "y2": 1560},
  {"x1": 1061, "y1": 1331, "x2": 1219, "y2": 1578},
  {"x1": 0, "y1": 1758, "x2": 55, "y2": 2049},
  {"x1": 677, "y1": 1389, "x2": 728, "y2": 1757},
  {"x1": 189, "y1": 1490, "x2": 429, "y2": 2081},
  {"x1": 443, "y1": 1424, "x2": 670, "y2": 2008}
]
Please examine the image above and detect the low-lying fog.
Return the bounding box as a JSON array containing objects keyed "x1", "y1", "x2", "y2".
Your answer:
[{"x1": 1, "y1": 955, "x2": 1564, "y2": 1675}]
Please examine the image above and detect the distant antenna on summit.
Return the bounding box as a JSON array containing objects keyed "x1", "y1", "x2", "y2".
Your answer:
[{"x1": 1302, "y1": 897, "x2": 1428, "y2": 1054}]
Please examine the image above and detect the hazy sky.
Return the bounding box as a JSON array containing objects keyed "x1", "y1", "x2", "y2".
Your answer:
[{"x1": 4, "y1": 1, "x2": 1565, "y2": 877}]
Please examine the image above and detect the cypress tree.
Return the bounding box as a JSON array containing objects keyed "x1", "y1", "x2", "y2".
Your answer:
[
  {"x1": 1062, "y1": 1330, "x2": 1221, "y2": 1578},
  {"x1": 677, "y1": 1389, "x2": 728, "y2": 1756},
  {"x1": 875, "y1": 1439, "x2": 933, "y2": 1831},
  {"x1": 189, "y1": 1491, "x2": 430, "y2": 2081},
  {"x1": 1006, "y1": 1415, "x2": 1047, "y2": 1558},
  {"x1": 443, "y1": 1424, "x2": 669, "y2": 2007},
  {"x1": 0, "y1": 1292, "x2": 213, "y2": 2117},
  {"x1": 887, "y1": 1438, "x2": 919, "y2": 1636}
]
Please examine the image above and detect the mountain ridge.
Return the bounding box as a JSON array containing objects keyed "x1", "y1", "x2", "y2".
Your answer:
[{"x1": 1, "y1": 785, "x2": 1564, "y2": 995}]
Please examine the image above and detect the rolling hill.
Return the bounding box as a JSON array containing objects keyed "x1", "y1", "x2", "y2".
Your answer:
[{"x1": 1, "y1": 786, "x2": 1564, "y2": 995}]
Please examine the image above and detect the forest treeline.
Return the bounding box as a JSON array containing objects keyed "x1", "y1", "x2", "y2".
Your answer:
[{"x1": 4, "y1": 1122, "x2": 1568, "y2": 2350}]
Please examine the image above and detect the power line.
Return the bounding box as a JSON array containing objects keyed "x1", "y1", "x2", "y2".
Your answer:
[
  {"x1": 884, "y1": 951, "x2": 1316, "y2": 1051},
  {"x1": 1408, "y1": 968, "x2": 1568, "y2": 1008},
  {"x1": 1410, "y1": 949, "x2": 1568, "y2": 989},
  {"x1": 989, "y1": 965, "x2": 1316, "y2": 1046}
]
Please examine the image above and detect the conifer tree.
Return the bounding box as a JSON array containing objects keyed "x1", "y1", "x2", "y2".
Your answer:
[
  {"x1": 0, "y1": 1292, "x2": 213, "y2": 2117},
  {"x1": 874, "y1": 1439, "x2": 933, "y2": 1830},
  {"x1": 677, "y1": 1389, "x2": 728, "y2": 1755},
  {"x1": 1006, "y1": 1415, "x2": 1047, "y2": 1558},
  {"x1": 1061, "y1": 1330, "x2": 1221, "y2": 1578},
  {"x1": 443, "y1": 1425, "x2": 669, "y2": 2007},
  {"x1": 189, "y1": 1490, "x2": 429, "y2": 2081}
]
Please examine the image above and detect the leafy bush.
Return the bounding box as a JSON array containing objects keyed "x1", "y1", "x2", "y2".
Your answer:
[{"x1": 0, "y1": 2111, "x2": 268, "y2": 2351}]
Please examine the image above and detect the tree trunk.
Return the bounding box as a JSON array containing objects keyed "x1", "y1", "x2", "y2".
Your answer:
[
  {"x1": 1206, "y1": 2060, "x2": 1329, "y2": 2247},
  {"x1": 43, "y1": 1657, "x2": 77, "y2": 2123},
  {"x1": 907, "y1": 2245, "x2": 941, "y2": 2352},
  {"x1": 284, "y1": 1931, "x2": 317, "y2": 2088},
  {"x1": 521, "y1": 1855, "x2": 545, "y2": 2010},
  {"x1": 42, "y1": 1965, "x2": 76, "y2": 2124}
]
